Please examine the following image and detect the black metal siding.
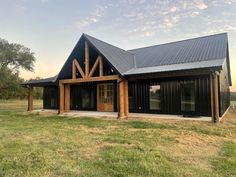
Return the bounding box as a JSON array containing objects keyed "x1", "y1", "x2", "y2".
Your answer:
[
  {"x1": 128, "y1": 75, "x2": 211, "y2": 116},
  {"x1": 43, "y1": 86, "x2": 59, "y2": 109}
]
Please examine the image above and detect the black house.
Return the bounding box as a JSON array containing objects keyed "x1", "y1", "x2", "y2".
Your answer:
[{"x1": 24, "y1": 33, "x2": 232, "y2": 122}]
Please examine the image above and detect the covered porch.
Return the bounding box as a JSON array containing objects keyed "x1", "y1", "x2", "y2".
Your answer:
[{"x1": 58, "y1": 76, "x2": 129, "y2": 119}]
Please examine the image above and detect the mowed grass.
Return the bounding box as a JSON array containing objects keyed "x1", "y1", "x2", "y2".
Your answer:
[{"x1": 0, "y1": 100, "x2": 236, "y2": 176}]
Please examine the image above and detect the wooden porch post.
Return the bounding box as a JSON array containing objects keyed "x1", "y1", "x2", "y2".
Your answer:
[
  {"x1": 28, "y1": 86, "x2": 33, "y2": 111},
  {"x1": 119, "y1": 80, "x2": 125, "y2": 118},
  {"x1": 124, "y1": 80, "x2": 129, "y2": 117},
  {"x1": 59, "y1": 83, "x2": 65, "y2": 114},
  {"x1": 210, "y1": 73, "x2": 220, "y2": 123},
  {"x1": 210, "y1": 75, "x2": 214, "y2": 121},
  {"x1": 65, "y1": 84, "x2": 70, "y2": 112},
  {"x1": 214, "y1": 74, "x2": 220, "y2": 122},
  {"x1": 118, "y1": 79, "x2": 128, "y2": 119}
]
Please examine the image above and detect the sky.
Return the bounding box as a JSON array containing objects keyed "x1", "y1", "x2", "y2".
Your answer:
[{"x1": 0, "y1": 0, "x2": 236, "y2": 91}]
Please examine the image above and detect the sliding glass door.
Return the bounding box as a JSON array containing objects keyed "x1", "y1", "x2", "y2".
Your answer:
[{"x1": 70, "y1": 84, "x2": 96, "y2": 110}]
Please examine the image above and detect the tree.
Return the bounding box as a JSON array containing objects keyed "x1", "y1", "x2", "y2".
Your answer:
[
  {"x1": 0, "y1": 38, "x2": 35, "y2": 72},
  {"x1": 0, "y1": 38, "x2": 37, "y2": 99}
]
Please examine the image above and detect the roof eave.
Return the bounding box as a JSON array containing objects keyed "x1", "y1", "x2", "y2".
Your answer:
[{"x1": 124, "y1": 66, "x2": 223, "y2": 79}]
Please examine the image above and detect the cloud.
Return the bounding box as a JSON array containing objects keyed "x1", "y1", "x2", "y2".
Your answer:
[
  {"x1": 158, "y1": 16, "x2": 180, "y2": 30},
  {"x1": 194, "y1": 1, "x2": 208, "y2": 10},
  {"x1": 72, "y1": 0, "x2": 236, "y2": 40},
  {"x1": 74, "y1": 7, "x2": 106, "y2": 30},
  {"x1": 119, "y1": 0, "x2": 209, "y2": 37}
]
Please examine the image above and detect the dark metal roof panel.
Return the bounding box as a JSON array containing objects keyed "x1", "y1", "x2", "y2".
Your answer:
[
  {"x1": 128, "y1": 33, "x2": 228, "y2": 68},
  {"x1": 83, "y1": 34, "x2": 135, "y2": 74}
]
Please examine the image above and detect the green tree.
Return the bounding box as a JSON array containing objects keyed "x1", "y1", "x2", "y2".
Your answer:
[
  {"x1": 0, "y1": 38, "x2": 37, "y2": 99},
  {"x1": 0, "y1": 38, "x2": 35, "y2": 72}
]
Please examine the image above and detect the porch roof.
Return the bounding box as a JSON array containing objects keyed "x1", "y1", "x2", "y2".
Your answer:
[{"x1": 22, "y1": 76, "x2": 58, "y2": 87}]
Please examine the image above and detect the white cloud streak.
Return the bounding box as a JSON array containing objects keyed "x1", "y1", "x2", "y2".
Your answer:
[{"x1": 74, "y1": 6, "x2": 106, "y2": 30}]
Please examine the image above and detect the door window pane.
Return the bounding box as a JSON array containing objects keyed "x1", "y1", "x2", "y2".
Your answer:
[
  {"x1": 106, "y1": 84, "x2": 113, "y2": 103},
  {"x1": 149, "y1": 85, "x2": 161, "y2": 110},
  {"x1": 99, "y1": 85, "x2": 104, "y2": 103},
  {"x1": 181, "y1": 83, "x2": 195, "y2": 112}
]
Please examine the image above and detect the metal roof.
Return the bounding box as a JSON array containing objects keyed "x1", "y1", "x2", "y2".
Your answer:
[
  {"x1": 83, "y1": 34, "x2": 135, "y2": 74},
  {"x1": 128, "y1": 33, "x2": 228, "y2": 68}
]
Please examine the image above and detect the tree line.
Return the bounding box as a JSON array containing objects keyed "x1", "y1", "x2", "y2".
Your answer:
[{"x1": 0, "y1": 38, "x2": 42, "y2": 99}]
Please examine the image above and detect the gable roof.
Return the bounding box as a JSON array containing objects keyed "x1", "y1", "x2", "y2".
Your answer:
[
  {"x1": 83, "y1": 34, "x2": 134, "y2": 74},
  {"x1": 24, "y1": 33, "x2": 231, "y2": 86}
]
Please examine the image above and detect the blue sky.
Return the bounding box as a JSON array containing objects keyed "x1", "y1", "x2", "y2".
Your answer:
[{"x1": 0, "y1": 0, "x2": 236, "y2": 91}]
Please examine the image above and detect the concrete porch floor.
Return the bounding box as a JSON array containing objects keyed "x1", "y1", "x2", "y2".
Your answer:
[{"x1": 32, "y1": 109, "x2": 211, "y2": 121}]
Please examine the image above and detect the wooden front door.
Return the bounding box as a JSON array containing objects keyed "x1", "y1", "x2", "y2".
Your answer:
[{"x1": 97, "y1": 83, "x2": 114, "y2": 112}]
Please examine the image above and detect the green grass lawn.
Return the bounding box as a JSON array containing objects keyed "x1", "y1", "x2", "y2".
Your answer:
[{"x1": 0, "y1": 100, "x2": 236, "y2": 177}]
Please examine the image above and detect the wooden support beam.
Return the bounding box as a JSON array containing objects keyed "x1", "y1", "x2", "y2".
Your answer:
[
  {"x1": 210, "y1": 75, "x2": 214, "y2": 121},
  {"x1": 59, "y1": 83, "x2": 65, "y2": 114},
  {"x1": 119, "y1": 80, "x2": 125, "y2": 118},
  {"x1": 60, "y1": 75, "x2": 120, "y2": 84},
  {"x1": 214, "y1": 74, "x2": 220, "y2": 122},
  {"x1": 28, "y1": 86, "x2": 33, "y2": 111},
  {"x1": 72, "y1": 59, "x2": 76, "y2": 79},
  {"x1": 210, "y1": 73, "x2": 220, "y2": 123},
  {"x1": 124, "y1": 80, "x2": 129, "y2": 117},
  {"x1": 88, "y1": 56, "x2": 100, "y2": 77},
  {"x1": 73, "y1": 59, "x2": 85, "y2": 78},
  {"x1": 99, "y1": 56, "x2": 103, "y2": 76},
  {"x1": 64, "y1": 84, "x2": 70, "y2": 112},
  {"x1": 118, "y1": 80, "x2": 129, "y2": 118},
  {"x1": 85, "y1": 41, "x2": 89, "y2": 77}
]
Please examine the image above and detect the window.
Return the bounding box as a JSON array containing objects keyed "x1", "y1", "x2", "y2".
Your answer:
[
  {"x1": 149, "y1": 85, "x2": 161, "y2": 110},
  {"x1": 181, "y1": 82, "x2": 195, "y2": 112}
]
